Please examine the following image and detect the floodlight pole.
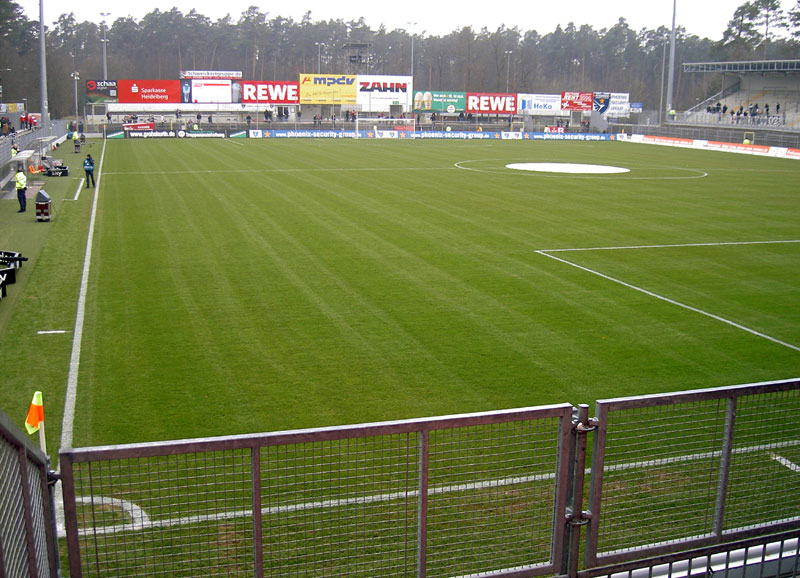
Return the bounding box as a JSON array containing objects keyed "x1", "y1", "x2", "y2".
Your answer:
[
  {"x1": 101, "y1": 12, "x2": 111, "y2": 80},
  {"x1": 71, "y1": 71, "x2": 80, "y2": 126},
  {"x1": 665, "y1": 0, "x2": 677, "y2": 117},
  {"x1": 505, "y1": 50, "x2": 513, "y2": 93},
  {"x1": 407, "y1": 21, "x2": 417, "y2": 79},
  {"x1": 38, "y1": 0, "x2": 51, "y2": 137}
]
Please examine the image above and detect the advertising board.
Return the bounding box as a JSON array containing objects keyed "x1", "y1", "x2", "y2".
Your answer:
[
  {"x1": 85, "y1": 80, "x2": 118, "y2": 104},
  {"x1": 518, "y1": 94, "x2": 567, "y2": 116},
  {"x1": 561, "y1": 92, "x2": 593, "y2": 111},
  {"x1": 299, "y1": 74, "x2": 357, "y2": 105},
  {"x1": 241, "y1": 81, "x2": 300, "y2": 104},
  {"x1": 412, "y1": 91, "x2": 466, "y2": 113},
  {"x1": 356, "y1": 75, "x2": 413, "y2": 111},
  {"x1": 119, "y1": 80, "x2": 181, "y2": 104},
  {"x1": 180, "y1": 70, "x2": 242, "y2": 79},
  {"x1": 466, "y1": 92, "x2": 517, "y2": 115}
]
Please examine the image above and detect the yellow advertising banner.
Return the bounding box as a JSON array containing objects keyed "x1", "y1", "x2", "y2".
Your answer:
[{"x1": 299, "y1": 74, "x2": 357, "y2": 105}]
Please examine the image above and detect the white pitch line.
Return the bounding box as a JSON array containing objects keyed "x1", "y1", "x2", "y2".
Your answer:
[
  {"x1": 37, "y1": 330, "x2": 68, "y2": 335},
  {"x1": 770, "y1": 452, "x2": 800, "y2": 473},
  {"x1": 102, "y1": 166, "x2": 457, "y2": 175},
  {"x1": 542, "y1": 239, "x2": 800, "y2": 253},
  {"x1": 61, "y1": 139, "x2": 107, "y2": 451},
  {"x1": 72, "y1": 178, "x2": 85, "y2": 201},
  {"x1": 536, "y1": 250, "x2": 800, "y2": 353}
]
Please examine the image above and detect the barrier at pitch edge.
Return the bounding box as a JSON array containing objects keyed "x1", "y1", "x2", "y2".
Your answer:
[{"x1": 628, "y1": 133, "x2": 800, "y2": 160}]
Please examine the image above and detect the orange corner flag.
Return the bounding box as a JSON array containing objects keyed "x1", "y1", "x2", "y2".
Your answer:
[{"x1": 25, "y1": 391, "x2": 44, "y2": 435}]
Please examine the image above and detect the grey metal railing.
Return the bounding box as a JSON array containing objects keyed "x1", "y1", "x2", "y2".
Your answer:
[
  {"x1": 585, "y1": 379, "x2": 800, "y2": 569},
  {"x1": 60, "y1": 404, "x2": 576, "y2": 578},
  {"x1": 4, "y1": 378, "x2": 797, "y2": 578},
  {"x1": 0, "y1": 409, "x2": 59, "y2": 578}
]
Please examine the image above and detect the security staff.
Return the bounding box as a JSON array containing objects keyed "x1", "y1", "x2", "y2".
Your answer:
[{"x1": 15, "y1": 168, "x2": 27, "y2": 212}]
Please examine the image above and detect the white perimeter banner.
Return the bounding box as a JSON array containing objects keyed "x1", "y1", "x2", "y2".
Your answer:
[
  {"x1": 517, "y1": 94, "x2": 568, "y2": 116},
  {"x1": 356, "y1": 75, "x2": 413, "y2": 112},
  {"x1": 601, "y1": 92, "x2": 630, "y2": 117}
]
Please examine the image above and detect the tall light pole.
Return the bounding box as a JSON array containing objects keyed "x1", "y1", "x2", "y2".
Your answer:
[
  {"x1": 38, "y1": 0, "x2": 51, "y2": 135},
  {"x1": 100, "y1": 12, "x2": 111, "y2": 80},
  {"x1": 505, "y1": 50, "x2": 513, "y2": 93},
  {"x1": 666, "y1": 0, "x2": 677, "y2": 118},
  {"x1": 407, "y1": 22, "x2": 417, "y2": 79},
  {"x1": 315, "y1": 42, "x2": 322, "y2": 73},
  {"x1": 71, "y1": 71, "x2": 80, "y2": 126}
]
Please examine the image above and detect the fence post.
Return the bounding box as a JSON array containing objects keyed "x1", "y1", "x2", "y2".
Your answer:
[
  {"x1": 59, "y1": 452, "x2": 83, "y2": 578},
  {"x1": 563, "y1": 404, "x2": 594, "y2": 578},
  {"x1": 251, "y1": 445, "x2": 264, "y2": 578},
  {"x1": 713, "y1": 397, "x2": 737, "y2": 536},
  {"x1": 417, "y1": 429, "x2": 430, "y2": 578}
]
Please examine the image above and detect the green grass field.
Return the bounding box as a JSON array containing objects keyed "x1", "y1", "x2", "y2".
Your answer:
[{"x1": 1, "y1": 137, "x2": 799, "y2": 456}]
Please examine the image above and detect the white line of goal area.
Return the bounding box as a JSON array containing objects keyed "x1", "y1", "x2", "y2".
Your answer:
[
  {"x1": 536, "y1": 239, "x2": 800, "y2": 354},
  {"x1": 72, "y1": 438, "x2": 800, "y2": 537}
]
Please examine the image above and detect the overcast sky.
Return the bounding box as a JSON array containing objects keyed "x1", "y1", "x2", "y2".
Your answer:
[{"x1": 16, "y1": 0, "x2": 792, "y2": 41}]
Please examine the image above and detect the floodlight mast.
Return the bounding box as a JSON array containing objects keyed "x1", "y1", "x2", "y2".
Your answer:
[
  {"x1": 665, "y1": 0, "x2": 677, "y2": 117},
  {"x1": 101, "y1": 12, "x2": 111, "y2": 80},
  {"x1": 39, "y1": 0, "x2": 51, "y2": 138}
]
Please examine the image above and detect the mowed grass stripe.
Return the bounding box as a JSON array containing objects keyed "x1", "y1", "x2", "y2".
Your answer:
[{"x1": 70, "y1": 139, "x2": 800, "y2": 446}]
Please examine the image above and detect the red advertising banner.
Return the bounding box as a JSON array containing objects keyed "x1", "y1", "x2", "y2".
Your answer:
[
  {"x1": 122, "y1": 122, "x2": 155, "y2": 131},
  {"x1": 241, "y1": 81, "x2": 300, "y2": 104},
  {"x1": 561, "y1": 92, "x2": 593, "y2": 111},
  {"x1": 466, "y1": 92, "x2": 517, "y2": 114},
  {"x1": 118, "y1": 80, "x2": 181, "y2": 103}
]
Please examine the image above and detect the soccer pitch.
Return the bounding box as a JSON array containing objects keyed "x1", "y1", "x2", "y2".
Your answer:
[{"x1": 2, "y1": 138, "x2": 799, "y2": 451}]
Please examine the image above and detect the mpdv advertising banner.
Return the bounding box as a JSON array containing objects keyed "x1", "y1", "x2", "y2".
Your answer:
[{"x1": 299, "y1": 74, "x2": 357, "y2": 105}]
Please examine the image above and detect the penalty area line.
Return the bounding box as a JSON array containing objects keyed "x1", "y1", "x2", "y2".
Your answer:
[
  {"x1": 541, "y1": 239, "x2": 800, "y2": 253},
  {"x1": 536, "y1": 250, "x2": 800, "y2": 353}
]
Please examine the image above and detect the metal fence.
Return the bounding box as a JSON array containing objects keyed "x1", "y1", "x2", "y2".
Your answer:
[
  {"x1": 0, "y1": 408, "x2": 59, "y2": 578},
  {"x1": 55, "y1": 378, "x2": 800, "y2": 578}
]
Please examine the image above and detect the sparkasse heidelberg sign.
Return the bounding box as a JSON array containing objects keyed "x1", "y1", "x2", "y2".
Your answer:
[
  {"x1": 466, "y1": 92, "x2": 517, "y2": 115},
  {"x1": 118, "y1": 80, "x2": 181, "y2": 103}
]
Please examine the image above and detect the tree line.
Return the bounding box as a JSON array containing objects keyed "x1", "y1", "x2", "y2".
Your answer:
[{"x1": 1, "y1": 0, "x2": 799, "y2": 118}]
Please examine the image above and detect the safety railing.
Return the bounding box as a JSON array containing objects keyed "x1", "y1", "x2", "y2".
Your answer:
[
  {"x1": 33, "y1": 378, "x2": 800, "y2": 577},
  {"x1": 0, "y1": 408, "x2": 59, "y2": 578}
]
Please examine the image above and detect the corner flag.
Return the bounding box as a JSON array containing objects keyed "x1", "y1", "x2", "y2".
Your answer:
[{"x1": 25, "y1": 391, "x2": 44, "y2": 434}]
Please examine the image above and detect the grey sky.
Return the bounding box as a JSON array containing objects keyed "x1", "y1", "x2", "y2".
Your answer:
[{"x1": 16, "y1": 0, "x2": 792, "y2": 41}]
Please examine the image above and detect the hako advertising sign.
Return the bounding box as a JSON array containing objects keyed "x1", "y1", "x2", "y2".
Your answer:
[
  {"x1": 466, "y1": 92, "x2": 517, "y2": 114},
  {"x1": 518, "y1": 94, "x2": 568, "y2": 116},
  {"x1": 119, "y1": 80, "x2": 181, "y2": 104},
  {"x1": 85, "y1": 80, "x2": 118, "y2": 104},
  {"x1": 299, "y1": 74, "x2": 357, "y2": 105},
  {"x1": 561, "y1": 92, "x2": 593, "y2": 111},
  {"x1": 241, "y1": 81, "x2": 300, "y2": 104}
]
